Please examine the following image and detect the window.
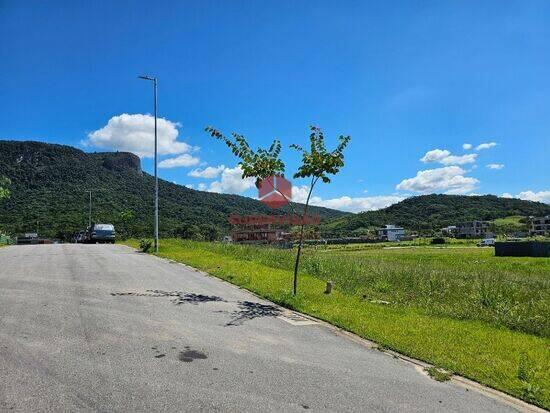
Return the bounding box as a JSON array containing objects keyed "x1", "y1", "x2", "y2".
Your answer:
[{"x1": 95, "y1": 224, "x2": 114, "y2": 231}]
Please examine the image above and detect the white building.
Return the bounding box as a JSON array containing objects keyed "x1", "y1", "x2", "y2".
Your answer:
[{"x1": 377, "y1": 225, "x2": 405, "y2": 241}]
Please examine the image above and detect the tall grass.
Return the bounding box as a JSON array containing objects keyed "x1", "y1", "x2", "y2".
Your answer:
[{"x1": 181, "y1": 241, "x2": 550, "y2": 337}]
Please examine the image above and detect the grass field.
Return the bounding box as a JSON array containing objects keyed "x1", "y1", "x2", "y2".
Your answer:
[{"x1": 124, "y1": 239, "x2": 550, "y2": 408}]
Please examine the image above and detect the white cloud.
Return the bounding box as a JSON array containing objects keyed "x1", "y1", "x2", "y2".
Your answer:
[
  {"x1": 486, "y1": 163, "x2": 504, "y2": 170},
  {"x1": 396, "y1": 166, "x2": 479, "y2": 195},
  {"x1": 185, "y1": 184, "x2": 194, "y2": 189},
  {"x1": 462, "y1": 143, "x2": 473, "y2": 150},
  {"x1": 208, "y1": 166, "x2": 256, "y2": 194},
  {"x1": 292, "y1": 185, "x2": 404, "y2": 213},
  {"x1": 188, "y1": 165, "x2": 226, "y2": 179},
  {"x1": 87, "y1": 113, "x2": 196, "y2": 158},
  {"x1": 503, "y1": 191, "x2": 550, "y2": 204},
  {"x1": 198, "y1": 183, "x2": 207, "y2": 191},
  {"x1": 291, "y1": 185, "x2": 316, "y2": 204},
  {"x1": 476, "y1": 142, "x2": 497, "y2": 151},
  {"x1": 317, "y1": 195, "x2": 405, "y2": 212},
  {"x1": 439, "y1": 154, "x2": 478, "y2": 165},
  {"x1": 514, "y1": 190, "x2": 550, "y2": 204},
  {"x1": 420, "y1": 149, "x2": 450, "y2": 163},
  {"x1": 158, "y1": 154, "x2": 200, "y2": 168},
  {"x1": 421, "y1": 149, "x2": 477, "y2": 165}
]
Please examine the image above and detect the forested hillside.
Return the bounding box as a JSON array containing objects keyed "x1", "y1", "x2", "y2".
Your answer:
[
  {"x1": 0, "y1": 141, "x2": 347, "y2": 239},
  {"x1": 322, "y1": 194, "x2": 550, "y2": 234}
]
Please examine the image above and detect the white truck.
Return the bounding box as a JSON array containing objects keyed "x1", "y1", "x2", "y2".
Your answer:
[{"x1": 477, "y1": 238, "x2": 496, "y2": 247}]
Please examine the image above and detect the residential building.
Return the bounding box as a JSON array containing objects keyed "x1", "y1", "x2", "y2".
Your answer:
[
  {"x1": 376, "y1": 225, "x2": 405, "y2": 242},
  {"x1": 530, "y1": 216, "x2": 550, "y2": 237},
  {"x1": 457, "y1": 221, "x2": 493, "y2": 238}
]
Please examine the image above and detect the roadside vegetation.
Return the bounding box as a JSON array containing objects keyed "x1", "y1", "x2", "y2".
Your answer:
[
  {"x1": 124, "y1": 238, "x2": 549, "y2": 408},
  {"x1": 425, "y1": 367, "x2": 452, "y2": 382}
]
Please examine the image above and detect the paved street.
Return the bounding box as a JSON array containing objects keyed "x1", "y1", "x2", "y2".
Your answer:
[{"x1": 0, "y1": 244, "x2": 519, "y2": 412}]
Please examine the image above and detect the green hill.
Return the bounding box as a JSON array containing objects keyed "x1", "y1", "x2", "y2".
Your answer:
[
  {"x1": 322, "y1": 194, "x2": 550, "y2": 235},
  {"x1": 0, "y1": 140, "x2": 347, "y2": 239}
]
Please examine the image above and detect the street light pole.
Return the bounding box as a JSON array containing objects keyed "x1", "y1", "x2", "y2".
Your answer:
[
  {"x1": 138, "y1": 75, "x2": 159, "y2": 253},
  {"x1": 88, "y1": 190, "x2": 92, "y2": 227}
]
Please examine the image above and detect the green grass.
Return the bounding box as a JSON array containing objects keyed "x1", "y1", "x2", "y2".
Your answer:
[
  {"x1": 425, "y1": 367, "x2": 452, "y2": 382},
  {"x1": 310, "y1": 237, "x2": 480, "y2": 249},
  {"x1": 124, "y1": 239, "x2": 550, "y2": 408},
  {"x1": 492, "y1": 215, "x2": 525, "y2": 226},
  {"x1": 491, "y1": 215, "x2": 528, "y2": 234}
]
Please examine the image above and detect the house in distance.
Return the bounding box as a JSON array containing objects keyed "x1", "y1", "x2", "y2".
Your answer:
[
  {"x1": 376, "y1": 225, "x2": 405, "y2": 242},
  {"x1": 457, "y1": 221, "x2": 494, "y2": 239},
  {"x1": 530, "y1": 216, "x2": 550, "y2": 237}
]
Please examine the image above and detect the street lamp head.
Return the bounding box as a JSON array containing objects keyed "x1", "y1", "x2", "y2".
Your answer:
[{"x1": 138, "y1": 75, "x2": 156, "y2": 81}]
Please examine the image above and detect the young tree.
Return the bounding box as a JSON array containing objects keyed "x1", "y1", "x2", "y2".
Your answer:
[
  {"x1": 207, "y1": 126, "x2": 350, "y2": 295},
  {"x1": 290, "y1": 126, "x2": 350, "y2": 294}
]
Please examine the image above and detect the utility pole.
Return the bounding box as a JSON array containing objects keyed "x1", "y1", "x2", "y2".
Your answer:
[
  {"x1": 138, "y1": 75, "x2": 159, "y2": 253},
  {"x1": 87, "y1": 190, "x2": 92, "y2": 227}
]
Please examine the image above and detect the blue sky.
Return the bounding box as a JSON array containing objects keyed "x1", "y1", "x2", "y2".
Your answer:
[{"x1": 1, "y1": 0, "x2": 549, "y2": 211}]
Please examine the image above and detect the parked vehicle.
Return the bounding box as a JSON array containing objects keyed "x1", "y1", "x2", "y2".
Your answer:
[
  {"x1": 477, "y1": 238, "x2": 496, "y2": 247},
  {"x1": 85, "y1": 223, "x2": 116, "y2": 244},
  {"x1": 74, "y1": 230, "x2": 86, "y2": 243}
]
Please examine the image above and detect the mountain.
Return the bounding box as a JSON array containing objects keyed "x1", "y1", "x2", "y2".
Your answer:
[
  {"x1": 322, "y1": 194, "x2": 550, "y2": 235},
  {"x1": 0, "y1": 140, "x2": 347, "y2": 239}
]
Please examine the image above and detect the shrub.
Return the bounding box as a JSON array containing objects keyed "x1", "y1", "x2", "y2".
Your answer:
[{"x1": 139, "y1": 239, "x2": 152, "y2": 253}]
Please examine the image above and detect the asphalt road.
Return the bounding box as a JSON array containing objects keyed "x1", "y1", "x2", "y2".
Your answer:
[{"x1": 0, "y1": 244, "x2": 519, "y2": 412}]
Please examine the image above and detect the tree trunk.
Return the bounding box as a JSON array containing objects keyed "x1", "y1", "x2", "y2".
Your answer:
[{"x1": 292, "y1": 178, "x2": 316, "y2": 295}]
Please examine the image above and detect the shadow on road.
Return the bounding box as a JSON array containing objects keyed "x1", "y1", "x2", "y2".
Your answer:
[
  {"x1": 111, "y1": 289, "x2": 225, "y2": 305},
  {"x1": 173, "y1": 293, "x2": 225, "y2": 305},
  {"x1": 110, "y1": 290, "x2": 280, "y2": 326},
  {"x1": 225, "y1": 301, "x2": 282, "y2": 326}
]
